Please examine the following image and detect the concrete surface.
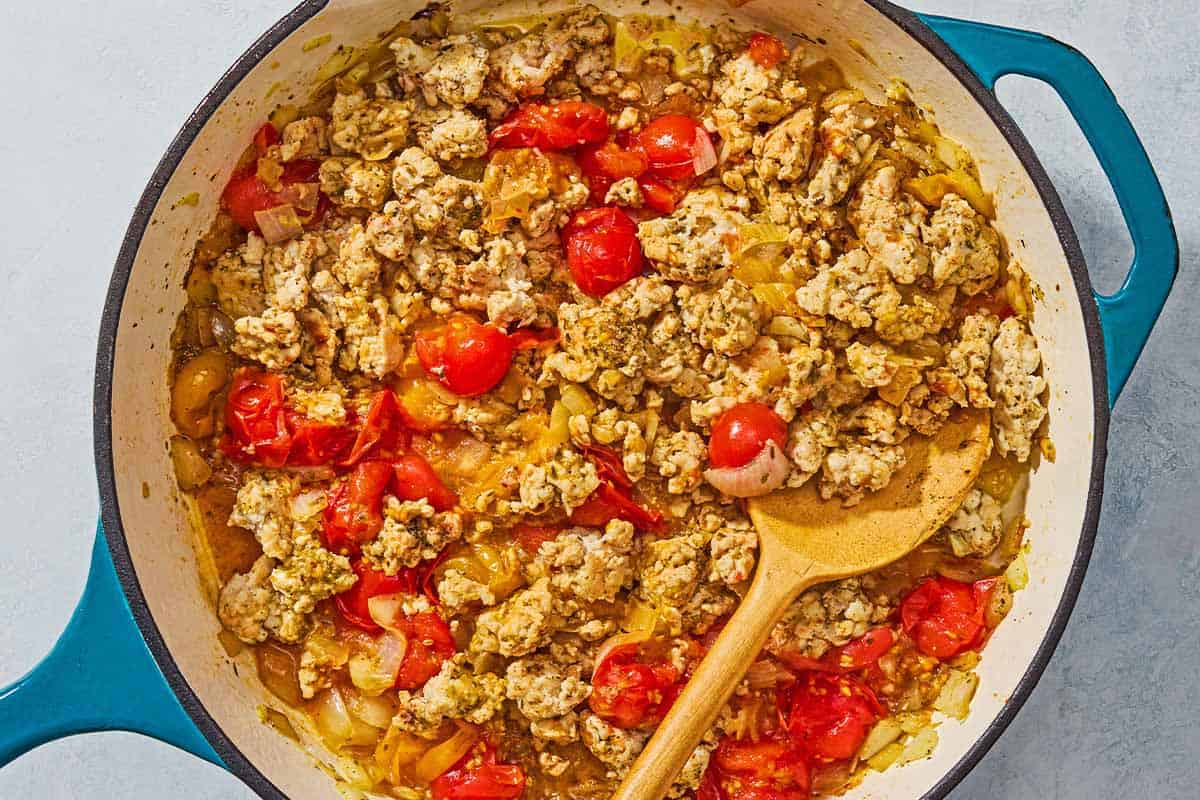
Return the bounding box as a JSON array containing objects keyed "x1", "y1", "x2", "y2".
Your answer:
[{"x1": 0, "y1": 0, "x2": 1195, "y2": 797}]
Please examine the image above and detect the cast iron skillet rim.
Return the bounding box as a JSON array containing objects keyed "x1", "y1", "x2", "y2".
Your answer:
[
  {"x1": 92, "y1": 1, "x2": 1111, "y2": 799},
  {"x1": 866, "y1": 2, "x2": 1110, "y2": 798},
  {"x1": 94, "y1": 2, "x2": 327, "y2": 798}
]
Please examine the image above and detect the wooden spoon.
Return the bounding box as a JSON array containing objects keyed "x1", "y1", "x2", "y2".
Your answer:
[{"x1": 612, "y1": 407, "x2": 991, "y2": 800}]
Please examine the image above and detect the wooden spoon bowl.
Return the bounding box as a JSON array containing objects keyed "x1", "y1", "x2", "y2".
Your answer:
[{"x1": 612, "y1": 407, "x2": 992, "y2": 800}]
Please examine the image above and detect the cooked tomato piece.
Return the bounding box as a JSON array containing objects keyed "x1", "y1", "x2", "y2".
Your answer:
[
  {"x1": 708, "y1": 403, "x2": 789, "y2": 469},
  {"x1": 697, "y1": 769, "x2": 725, "y2": 800},
  {"x1": 571, "y1": 482, "x2": 664, "y2": 531},
  {"x1": 562, "y1": 206, "x2": 644, "y2": 297},
  {"x1": 712, "y1": 734, "x2": 811, "y2": 798},
  {"x1": 578, "y1": 443, "x2": 634, "y2": 488},
  {"x1": 253, "y1": 122, "x2": 280, "y2": 155},
  {"x1": 415, "y1": 314, "x2": 516, "y2": 397},
  {"x1": 899, "y1": 576, "x2": 988, "y2": 659},
  {"x1": 489, "y1": 100, "x2": 609, "y2": 151},
  {"x1": 507, "y1": 325, "x2": 560, "y2": 350},
  {"x1": 340, "y1": 389, "x2": 410, "y2": 467},
  {"x1": 747, "y1": 33, "x2": 789, "y2": 69},
  {"x1": 221, "y1": 159, "x2": 322, "y2": 234},
  {"x1": 220, "y1": 368, "x2": 291, "y2": 467},
  {"x1": 335, "y1": 560, "x2": 409, "y2": 632},
  {"x1": 392, "y1": 453, "x2": 458, "y2": 512},
  {"x1": 784, "y1": 671, "x2": 883, "y2": 762},
  {"x1": 431, "y1": 751, "x2": 526, "y2": 800},
  {"x1": 589, "y1": 642, "x2": 682, "y2": 729},
  {"x1": 323, "y1": 461, "x2": 394, "y2": 554},
  {"x1": 577, "y1": 141, "x2": 649, "y2": 203},
  {"x1": 393, "y1": 611, "x2": 457, "y2": 690},
  {"x1": 633, "y1": 115, "x2": 715, "y2": 181},
  {"x1": 511, "y1": 523, "x2": 566, "y2": 555},
  {"x1": 285, "y1": 411, "x2": 356, "y2": 466},
  {"x1": 824, "y1": 627, "x2": 895, "y2": 672},
  {"x1": 637, "y1": 174, "x2": 687, "y2": 215}
]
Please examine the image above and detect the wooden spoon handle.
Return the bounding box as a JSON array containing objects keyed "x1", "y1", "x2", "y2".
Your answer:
[{"x1": 611, "y1": 552, "x2": 814, "y2": 800}]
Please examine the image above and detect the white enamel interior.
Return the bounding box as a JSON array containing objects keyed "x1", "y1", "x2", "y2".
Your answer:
[{"x1": 105, "y1": 0, "x2": 1098, "y2": 797}]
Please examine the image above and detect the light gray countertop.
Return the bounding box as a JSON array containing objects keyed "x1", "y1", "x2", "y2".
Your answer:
[{"x1": 1, "y1": 0, "x2": 1195, "y2": 797}]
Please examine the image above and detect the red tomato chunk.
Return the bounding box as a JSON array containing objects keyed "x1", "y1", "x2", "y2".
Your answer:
[
  {"x1": 747, "y1": 33, "x2": 789, "y2": 69},
  {"x1": 708, "y1": 402, "x2": 789, "y2": 469},
  {"x1": 415, "y1": 314, "x2": 517, "y2": 397},
  {"x1": 562, "y1": 206, "x2": 645, "y2": 297},
  {"x1": 899, "y1": 575, "x2": 995, "y2": 659},
  {"x1": 589, "y1": 642, "x2": 682, "y2": 729},
  {"x1": 489, "y1": 100, "x2": 609, "y2": 151}
]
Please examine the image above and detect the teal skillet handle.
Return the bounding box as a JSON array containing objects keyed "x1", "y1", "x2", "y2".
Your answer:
[
  {"x1": 919, "y1": 14, "x2": 1178, "y2": 407},
  {"x1": 0, "y1": 524, "x2": 222, "y2": 768}
]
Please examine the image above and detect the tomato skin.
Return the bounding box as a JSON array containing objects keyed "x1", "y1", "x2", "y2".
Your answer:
[
  {"x1": 577, "y1": 141, "x2": 649, "y2": 204},
  {"x1": 335, "y1": 560, "x2": 409, "y2": 632},
  {"x1": 340, "y1": 389, "x2": 410, "y2": 467},
  {"x1": 784, "y1": 671, "x2": 883, "y2": 762},
  {"x1": 285, "y1": 412, "x2": 356, "y2": 466},
  {"x1": 633, "y1": 115, "x2": 711, "y2": 181},
  {"x1": 511, "y1": 523, "x2": 566, "y2": 555},
  {"x1": 322, "y1": 461, "x2": 394, "y2": 554},
  {"x1": 489, "y1": 100, "x2": 609, "y2": 151},
  {"x1": 221, "y1": 369, "x2": 292, "y2": 467},
  {"x1": 589, "y1": 643, "x2": 681, "y2": 729},
  {"x1": 825, "y1": 627, "x2": 895, "y2": 672},
  {"x1": 899, "y1": 576, "x2": 989, "y2": 659},
  {"x1": 392, "y1": 453, "x2": 458, "y2": 512},
  {"x1": 431, "y1": 759, "x2": 526, "y2": 800},
  {"x1": 637, "y1": 174, "x2": 686, "y2": 214},
  {"x1": 393, "y1": 611, "x2": 456, "y2": 689},
  {"x1": 747, "y1": 33, "x2": 789, "y2": 69},
  {"x1": 712, "y1": 734, "x2": 812, "y2": 799},
  {"x1": 221, "y1": 159, "x2": 322, "y2": 233},
  {"x1": 571, "y1": 444, "x2": 664, "y2": 531},
  {"x1": 708, "y1": 403, "x2": 789, "y2": 469},
  {"x1": 253, "y1": 122, "x2": 280, "y2": 155},
  {"x1": 562, "y1": 206, "x2": 644, "y2": 297},
  {"x1": 415, "y1": 314, "x2": 516, "y2": 397}
]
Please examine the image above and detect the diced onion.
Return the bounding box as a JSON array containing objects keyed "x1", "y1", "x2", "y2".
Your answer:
[
  {"x1": 276, "y1": 182, "x2": 321, "y2": 213},
  {"x1": 933, "y1": 669, "x2": 979, "y2": 720},
  {"x1": 692, "y1": 128, "x2": 718, "y2": 176},
  {"x1": 169, "y1": 436, "x2": 211, "y2": 490},
  {"x1": 1005, "y1": 550, "x2": 1029, "y2": 591},
  {"x1": 313, "y1": 687, "x2": 355, "y2": 748},
  {"x1": 704, "y1": 441, "x2": 790, "y2": 498},
  {"x1": 345, "y1": 690, "x2": 395, "y2": 729},
  {"x1": 367, "y1": 594, "x2": 407, "y2": 633},
  {"x1": 414, "y1": 723, "x2": 479, "y2": 782},
  {"x1": 289, "y1": 488, "x2": 328, "y2": 520},
  {"x1": 896, "y1": 725, "x2": 939, "y2": 766},
  {"x1": 858, "y1": 718, "x2": 904, "y2": 761},
  {"x1": 348, "y1": 632, "x2": 407, "y2": 696},
  {"x1": 745, "y1": 659, "x2": 796, "y2": 690},
  {"x1": 254, "y1": 204, "x2": 305, "y2": 244}
]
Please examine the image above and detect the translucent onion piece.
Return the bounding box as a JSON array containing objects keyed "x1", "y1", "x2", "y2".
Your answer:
[
  {"x1": 414, "y1": 723, "x2": 479, "y2": 782},
  {"x1": 289, "y1": 488, "x2": 327, "y2": 520},
  {"x1": 313, "y1": 687, "x2": 355, "y2": 748},
  {"x1": 367, "y1": 594, "x2": 407, "y2": 633},
  {"x1": 169, "y1": 436, "x2": 211, "y2": 490},
  {"x1": 348, "y1": 632, "x2": 406, "y2": 696},
  {"x1": 745, "y1": 659, "x2": 796, "y2": 690},
  {"x1": 703, "y1": 441, "x2": 790, "y2": 498},
  {"x1": 932, "y1": 669, "x2": 979, "y2": 720},
  {"x1": 254, "y1": 204, "x2": 305, "y2": 244},
  {"x1": 692, "y1": 128, "x2": 718, "y2": 176},
  {"x1": 276, "y1": 182, "x2": 321, "y2": 213},
  {"x1": 345, "y1": 690, "x2": 395, "y2": 729}
]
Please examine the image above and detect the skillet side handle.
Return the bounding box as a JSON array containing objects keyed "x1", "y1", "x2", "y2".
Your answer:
[
  {"x1": 918, "y1": 14, "x2": 1179, "y2": 408},
  {"x1": 0, "y1": 523, "x2": 222, "y2": 768}
]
